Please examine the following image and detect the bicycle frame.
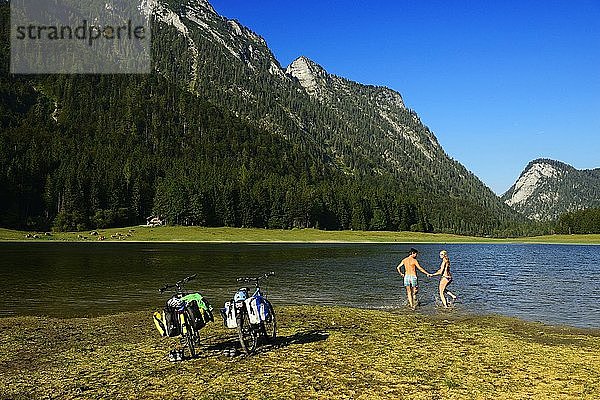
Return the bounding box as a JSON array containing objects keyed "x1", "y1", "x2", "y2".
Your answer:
[
  {"x1": 222, "y1": 273, "x2": 276, "y2": 355},
  {"x1": 156, "y1": 274, "x2": 210, "y2": 360},
  {"x1": 179, "y1": 313, "x2": 188, "y2": 335}
]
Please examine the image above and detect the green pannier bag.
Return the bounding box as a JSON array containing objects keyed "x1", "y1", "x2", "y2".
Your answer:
[{"x1": 182, "y1": 293, "x2": 214, "y2": 330}]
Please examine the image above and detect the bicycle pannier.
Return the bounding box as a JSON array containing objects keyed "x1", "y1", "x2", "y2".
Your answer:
[
  {"x1": 245, "y1": 296, "x2": 268, "y2": 325},
  {"x1": 221, "y1": 301, "x2": 238, "y2": 328},
  {"x1": 153, "y1": 311, "x2": 167, "y2": 337},
  {"x1": 163, "y1": 307, "x2": 180, "y2": 337},
  {"x1": 186, "y1": 300, "x2": 209, "y2": 330}
]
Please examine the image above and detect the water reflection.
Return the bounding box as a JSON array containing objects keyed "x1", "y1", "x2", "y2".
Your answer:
[{"x1": 0, "y1": 242, "x2": 598, "y2": 328}]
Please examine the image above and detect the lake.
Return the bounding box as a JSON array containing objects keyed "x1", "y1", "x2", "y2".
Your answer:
[{"x1": 1, "y1": 242, "x2": 599, "y2": 328}]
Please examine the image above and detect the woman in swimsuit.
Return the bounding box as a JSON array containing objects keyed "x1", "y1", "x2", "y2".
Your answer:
[{"x1": 430, "y1": 250, "x2": 456, "y2": 308}]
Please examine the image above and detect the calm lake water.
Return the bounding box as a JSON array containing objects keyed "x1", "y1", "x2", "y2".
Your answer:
[{"x1": 1, "y1": 242, "x2": 599, "y2": 328}]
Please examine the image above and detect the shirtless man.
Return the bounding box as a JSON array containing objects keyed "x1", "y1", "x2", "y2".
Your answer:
[{"x1": 397, "y1": 248, "x2": 430, "y2": 309}]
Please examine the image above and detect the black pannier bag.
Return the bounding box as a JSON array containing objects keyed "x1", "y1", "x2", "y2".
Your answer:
[
  {"x1": 200, "y1": 297, "x2": 215, "y2": 324},
  {"x1": 186, "y1": 300, "x2": 212, "y2": 331},
  {"x1": 163, "y1": 306, "x2": 180, "y2": 337}
]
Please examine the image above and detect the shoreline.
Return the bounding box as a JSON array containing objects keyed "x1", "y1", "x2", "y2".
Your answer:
[
  {"x1": 2, "y1": 305, "x2": 599, "y2": 399},
  {"x1": 3, "y1": 305, "x2": 600, "y2": 334}
]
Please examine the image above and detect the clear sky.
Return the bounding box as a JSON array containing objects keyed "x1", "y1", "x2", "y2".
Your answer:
[{"x1": 210, "y1": 0, "x2": 600, "y2": 194}]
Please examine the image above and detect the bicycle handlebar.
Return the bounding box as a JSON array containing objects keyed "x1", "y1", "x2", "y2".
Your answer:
[
  {"x1": 158, "y1": 274, "x2": 197, "y2": 293},
  {"x1": 182, "y1": 274, "x2": 197, "y2": 283},
  {"x1": 236, "y1": 271, "x2": 275, "y2": 284}
]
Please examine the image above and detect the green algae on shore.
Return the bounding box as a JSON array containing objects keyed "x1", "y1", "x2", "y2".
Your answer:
[{"x1": 1, "y1": 306, "x2": 599, "y2": 399}]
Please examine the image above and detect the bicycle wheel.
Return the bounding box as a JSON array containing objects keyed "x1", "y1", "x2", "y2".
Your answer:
[
  {"x1": 237, "y1": 309, "x2": 257, "y2": 355},
  {"x1": 182, "y1": 313, "x2": 197, "y2": 359},
  {"x1": 261, "y1": 300, "x2": 277, "y2": 342}
]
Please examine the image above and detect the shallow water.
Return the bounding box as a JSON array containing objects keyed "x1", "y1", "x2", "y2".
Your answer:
[{"x1": 1, "y1": 242, "x2": 599, "y2": 328}]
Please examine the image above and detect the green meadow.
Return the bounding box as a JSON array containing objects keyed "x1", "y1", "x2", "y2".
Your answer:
[{"x1": 1, "y1": 226, "x2": 600, "y2": 244}]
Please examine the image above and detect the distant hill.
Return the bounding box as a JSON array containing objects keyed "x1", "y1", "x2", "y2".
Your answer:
[{"x1": 502, "y1": 159, "x2": 600, "y2": 221}]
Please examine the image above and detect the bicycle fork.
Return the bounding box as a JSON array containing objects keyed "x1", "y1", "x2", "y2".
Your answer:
[{"x1": 179, "y1": 313, "x2": 188, "y2": 335}]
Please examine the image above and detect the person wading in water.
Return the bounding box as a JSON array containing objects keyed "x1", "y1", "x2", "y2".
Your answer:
[
  {"x1": 397, "y1": 248, "x2": 430, "y2": 309},
  {"x1": 430, "y1": 249, "x2": 457, "y2": 308}
]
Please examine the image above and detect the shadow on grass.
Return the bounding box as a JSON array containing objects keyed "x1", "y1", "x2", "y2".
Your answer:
[
  {"x1": 273, "y1": 329, "x2": 330, "y2": 347},
  {"x1": 198, "y1": 329, "x2": 330, "y2": 358}
]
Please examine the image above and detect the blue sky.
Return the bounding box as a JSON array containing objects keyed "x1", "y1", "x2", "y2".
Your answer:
[{"x1": 210, "y1": 0, "x2": 600, "y2": 194}]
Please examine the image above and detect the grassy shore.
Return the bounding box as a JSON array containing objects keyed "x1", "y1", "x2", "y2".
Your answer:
[
  {"x1": 1, "y1": 306, "x2": 599, "y2": 399},
  {"x1": 1, "y1": 225, "x2": 600, "y2": 244}
]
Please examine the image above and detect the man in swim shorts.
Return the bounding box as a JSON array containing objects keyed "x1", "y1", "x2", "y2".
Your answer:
[{"x1": 397, "y1": 248, "x2": 431, "y2": 309}]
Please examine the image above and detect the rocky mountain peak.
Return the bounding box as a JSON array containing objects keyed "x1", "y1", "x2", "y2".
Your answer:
[
  {"x1": 288, "y1": 56, "x2": 326, "y2": 74},
  {"x1": 502, "y1": 158, "x2": 600, "y2": 221},
  {"x1": 504, "y1": 160, "x2": 563, "y2": 208},
  {"x1": 143, "y1": 0, "x2": 216, "y2": 16},
  {"x1": 181, "y1": 0, "x2": 216, "y2": 15},
  {"x1": 195, "y1": 0, "x2": 217, "y2": 13},
  {"x1": 286, "y1": 56, "x2": 329, "y2": 95}
]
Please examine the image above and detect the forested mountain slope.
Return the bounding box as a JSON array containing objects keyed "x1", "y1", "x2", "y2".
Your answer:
[
  {"x1": 147, "y1": 0, "x2": 523, "y2": 232},
  {"x1": 0, "y1": 1, "x2": 524, "y2": 235}
]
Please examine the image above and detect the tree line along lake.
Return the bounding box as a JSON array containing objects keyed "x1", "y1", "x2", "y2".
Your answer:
[{"x1": 1, "y1": 242, "x2": 599, "y2": 329}]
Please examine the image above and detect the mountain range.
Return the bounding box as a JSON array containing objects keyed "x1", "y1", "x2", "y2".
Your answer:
[
  {"x1": 149, "y1": 0, "x2": 525, "y2": 228},
  {"x1": 0, "y1": 0, "x2": 541, "y2": 235},
  {"x1": 502, "y1": 159, "x2": 600, "y2": 221}
]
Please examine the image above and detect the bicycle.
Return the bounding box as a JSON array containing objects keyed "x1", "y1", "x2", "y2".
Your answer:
[
  {"x1": 220, "y1": 272, "x2": 277, "y2": 355},
  {"x1": 153, "y1": 274, "x2": 214, "y2": 360}
]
